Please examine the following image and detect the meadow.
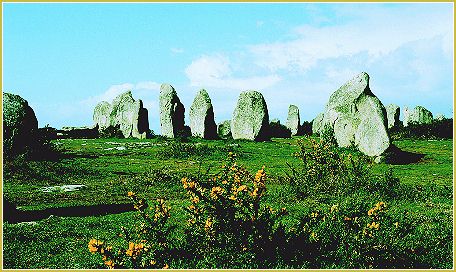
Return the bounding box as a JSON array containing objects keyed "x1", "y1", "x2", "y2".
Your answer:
[{"x1": 2, "y1": 134, "x2": 453, "y2": 269}]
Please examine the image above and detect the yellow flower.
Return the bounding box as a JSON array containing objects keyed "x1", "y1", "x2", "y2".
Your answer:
[
  {"x1": 367, "y1": 208, "x2": 375, "y2": 216},
  {"x1": 367, "y1": 221, "x2": 380, "y2": 229},
  {"x1": 254, "y1": 166, "x2": 266, "y2": 183},
  {"x1": 204, "y1": 217, "x2": 213, "y2": 232},
  {"x1": 104, "y1": 259, "x2": 115, "y2": 269},
  {"x1": 150, "y1": 260, "x2": 157, "y2": 265},
  {"x1": 88, "y1": 239, "x2": 103, "y2": 253},
  {"x1": 330, "y1": 204, "x2": 338, "y2": 213},
  {"x1": 237, "y1": 185, "x2": 247, "y2": 192},
  {"x1": 394, "y1": 222, "x2": 399, "y2": 228},
  {"x1": 191, "y1": 196, "x2": 200, "y2": 204},
  {"x1": 210, "y1": 186, "x2": 224, "y2": 199},
  {"x1": 163, "y1": 263, "x2": 169, "y2": 269},
  {"x1": 126, "y1": 242, "x2": 135, "y2": 256},
  {"x1": 127, "y1": 191, "x2": 135, "y2": 197}
]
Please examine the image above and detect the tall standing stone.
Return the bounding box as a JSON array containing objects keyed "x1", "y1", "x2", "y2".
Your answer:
[
  {"x1": 403, "y1": 106, "x2": 433, "y2": 126},
  {"x1": 189, "y1": 89, "x2": 217, "y2": 139},
  {"x1": 385, "y1": 104, "x2": 400, "y2": 129},
  {"x1": 3, "y1": 92, "x2": 38, "y2": 156},
  {"x1": 93, "y1": 101, "x2": 111, "y2": 130},
  {"x1": 159, "y1": 84, "x2": 185, "y2": 138},
  {"x1": 231, "y1": 90, "x2": 269, "y2": 141},
  {"x1": 318, "y1": 72, "x2": 390, "y2": 157},
  {"x1": 93, "y1": 91, "x2": 149, "y2": 139},
  {"x1": 286, "y1": 105, "x2": 300, "y2": 136}
]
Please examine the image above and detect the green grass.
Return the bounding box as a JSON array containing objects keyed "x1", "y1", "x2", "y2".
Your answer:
[{"x1": 3, "y1": 136, "x2": 453, "y2": 268}]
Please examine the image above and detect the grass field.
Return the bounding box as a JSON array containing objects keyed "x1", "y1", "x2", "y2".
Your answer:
[{"x1": 2, "y1": 136, "x2": 453, "y2": 268}]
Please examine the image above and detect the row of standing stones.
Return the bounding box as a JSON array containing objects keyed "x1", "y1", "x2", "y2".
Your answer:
[{"x1": 2, "y1": 72, "x2": 444, "y2": 158}]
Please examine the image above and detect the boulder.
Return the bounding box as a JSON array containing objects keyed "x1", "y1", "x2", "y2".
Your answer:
[
  {"x1": 286, "y1": 105, "x2": 300, "y2": 136},
  {"x1": 434, "y1": 113, "x2": 445, "y2": 121},
  {"x1": 217, "y1": 120, "x2": 232, "y2": 139},
  {"x1": 385, "y1": 104, "x2": 400, "y2": 129},
  {"x1": 312, "y1": 112, "x2": 325, "y2": 135},
  {"x1": 231, "y1": 90, "x2": 270, "y2": 141},
  {"x1": 189, "y1": 89, "x2": 217, "y2": 139},
  {"x1": 159, "y1": 84, "x2": 185, "y2": 138},
  {"x1": 93, "y1": 91, "x2": 149, "y2": 139},
  {"x1": 93, "y1": 101, "x2": 111, "y2": 130},
  {"x1": 403, "y1": 106, "x2": 433, "y2": 126},
  {"x1": 318, "y1": 72, "x2": 390, "y2": 157},
  {"x1": 3, "y1": 92, "x2": 38, "y2": 156}
]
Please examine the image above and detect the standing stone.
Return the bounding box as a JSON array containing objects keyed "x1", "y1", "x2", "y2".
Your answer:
[
  {"x1": 286, "y1": 105, "x2": 300, "y2": 136},
  {"x1": 217, "y1": 120, "x2": 232, "y2": 139},
  {"x1": 312, "y1": 112, "x2": 325, "y2": 135},
  {"x1": 318, "y1": 72, "x2": 390, "y2": 157},
  {"x1": 434, "y1": 113, "x2": 445, "y2": 121},
  {"x1": 231, "y1": 90, "x2": 269, "y2": 141},
  {"x1": 385, "y1": 104, "x2": 400, "y2": 129},
  {"x1": 93, "y1": 101, "x2": 111, "y2": 131},
  {"x1": 189, "y1": 89, "x2": 217, "y2": 139},
  {"x1": 93, "y1": 91, "x2": 149, "y2": 139},
  {"x1": 403, "y1": 106, "x2": 433, "y2": 126},
  {"x1": 159, "y1": 84, "x2": 185, "y2": 138},
  {"x1": 3, "y1": 92, "x2": 38, "y2": 156}
]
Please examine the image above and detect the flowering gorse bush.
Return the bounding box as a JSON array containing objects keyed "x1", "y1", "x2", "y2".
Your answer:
[
  {"x1": 287, "y1": 137, "x2": 402, "y2": 199},
  {"x1": 88, "y1": 192, "x2": 173, "y2": 269},
  {"x1": 181, "y1": 152, "x2": 287, "y2": 267},
  {"x1": 283, "y1": 200, "x2": 410, "y2": 268}
]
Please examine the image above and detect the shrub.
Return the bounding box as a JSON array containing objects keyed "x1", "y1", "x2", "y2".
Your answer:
[
  {"x1": 268, "y1": 121, "x2": 291, "y2": 138},
  {"x1": 286, "y1": 137, "x2": 402, "y2": 200},
  {"x1": 283, "y1": 200, "x2": 416, "y2": 268},
  {"x1": 389, "y1": 119, "x2": 453, "y2": 140},
  {"x1": 181, "y1": 152, "x2": 287, "y2": 267},
  {"x1": 297, "y1": 121, "x2": 313, "y2": 136},
  {"x1": 157, "y1": 141, "x2": 241, "y2": 160},
  {"x1": 88, "y1": 193, "x2": 174, "y2": 269}
]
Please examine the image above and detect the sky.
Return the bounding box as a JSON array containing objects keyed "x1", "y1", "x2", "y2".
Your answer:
[{"x1": 3, "y1": 3, "x2": 454, "y2": 134}]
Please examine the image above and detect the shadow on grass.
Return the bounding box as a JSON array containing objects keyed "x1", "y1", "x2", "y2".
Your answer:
[
  {"x1": 4, "y1": 198, "x2": 134, "y2": 224},
  {"x1": 385, "y1": 144, "x2": 426, "y2": 165}
]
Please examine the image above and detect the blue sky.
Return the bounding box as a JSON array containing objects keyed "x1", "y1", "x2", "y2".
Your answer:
[{"x1": 3, "y1": 3, "x2": 454, "y2": 133}]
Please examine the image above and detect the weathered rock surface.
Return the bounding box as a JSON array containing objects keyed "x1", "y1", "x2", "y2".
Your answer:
[
  {"x1": 93, "y1": 101, "x2": 111, "y2": 131},
  {"x1": 159, "y1": 84, "x2": 185, "y2": 138},
  {"x1": 434, "y1": 113, "x2": 445, "y2": 121},
  {"x1": 286, "y1": 105, "x2": 300, "y2": 136},
  {"x1": 317, "y1": 72, "x2": 390, "y2": 157},
  {"x1": 3, "y1": 92, "x2": 38, "y2": 156},
  {"x1": 386, "y1": 104, "x2": 400, "y2": 129},
  {"x1": 189, "y1": 89, "x2": 217, "y2": 139},
  {"x1": 93, "y1": 91, "x2": 149, "y2": 139},
  {"x1": 312, "y1": 112, "x2": 325, "y2": 135},
  {"x1": 217, "y1": 120, "x2": 232, "y2": 139},
  {"x1": 403, "y1": 106, "x2": 433, "y2": 126},
  {"x1": 231, "y1": 90, "x2": 270, "y2": 141}
]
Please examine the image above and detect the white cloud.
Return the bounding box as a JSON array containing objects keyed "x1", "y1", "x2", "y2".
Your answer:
[
  {"x1": 185, "y1": 54, "x2": 281, "y2": 91},
  {"x1": 248, "y1": 4, "x2": 453, "y2": 73},
  {"x1": 82, "y1": 81, "x2": 161, "y2": 107}
]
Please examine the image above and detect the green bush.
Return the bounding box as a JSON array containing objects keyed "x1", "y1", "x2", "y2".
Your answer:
[
  {"x1": 285, "y1": 137, "x2": 402, "y2": 200},
  {"x1": 181, "y1": 152, "x2": 287, "y2": 268},
  {"x1": 88, "y1": 194, "x2": 174, "y2": 269},
  {"x1": 389, "y1": 119, "x2": 453, "y2": 140}
]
